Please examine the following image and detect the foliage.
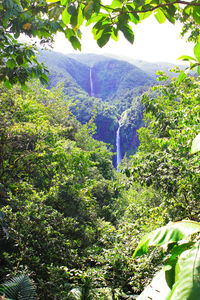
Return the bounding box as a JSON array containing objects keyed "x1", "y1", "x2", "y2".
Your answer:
[
  {"x1": 134, "y1": 220, "x2": 200, "y2": 300},
  {"x1": 178, "y1": 13, "x2": 200, "y2": 43},
  {"x1": 126, "y1": 73, "x2": 200, "y2": 221},
  {"x1": 0, "y1": 275, "x2": 36, "y2": 300},
  {"x1": 0, "y1": 82, "x2": 125, "y2": 298},
  {"x1": 1, "y1": 0, "x2": 200, "y2": 86}
]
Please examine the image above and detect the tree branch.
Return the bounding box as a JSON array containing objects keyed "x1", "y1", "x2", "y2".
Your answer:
[{"x1": 100, "y1": 0, "x2": 200, "y2": 14}]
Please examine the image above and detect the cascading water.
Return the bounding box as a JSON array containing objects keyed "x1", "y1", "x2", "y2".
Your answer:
[
  {"x1": 90, "y1": 68, "x2": 95, "y2": 97},
  {"x1": 116, "y1": 120, "x2": 122, "y2": 171}
]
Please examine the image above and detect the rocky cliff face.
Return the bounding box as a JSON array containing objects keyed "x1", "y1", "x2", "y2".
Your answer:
[{"x1": 120, "y1": 100, "x2": 143, "y2": 157}]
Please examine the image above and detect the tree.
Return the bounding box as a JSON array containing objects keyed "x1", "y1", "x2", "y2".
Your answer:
[
  {"x1": 133, "y1": 220, "x2": 200, "y2": 300},
  {"x1": 125, "y1": 72, "x2": 200, "y2": 221},
  {"x1": 1, "y1": 0, "x2": 200, "y2": 87}
]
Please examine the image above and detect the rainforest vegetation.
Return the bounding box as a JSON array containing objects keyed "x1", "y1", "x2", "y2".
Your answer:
[{"x1": 0, "y1": 0, "x2": 200, "y2": 299}]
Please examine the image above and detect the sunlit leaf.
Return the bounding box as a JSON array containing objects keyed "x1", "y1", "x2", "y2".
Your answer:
[
  {"x1": 137, "y1": 270, "x2": 171, "y2": 300},
  {"x1": 193, "y1": 7, "x2": 200, "y2": 24},
  {"x1": 178, "y1": 55, "x2": 197, "y2": 62},
  {"x1": 133, "y1": 221, "x2": 200, "y2": 258},
  {"x1": 61, "y1": 0, "x2": 67, "y2": 5},
  {"x1": 69, "y1": 36, "x2": 81, "y2": 50},
  {"x1": 166, "y1": 242, "x2": 200, "y2": 300},
  {"x1": 6, "y1": 59, "x2": 16, "y2": 68},
  {"x1": 191, "y1": 133, "x2": 200, "y2": 154},
  {"x1": 118, "y1": 24, "x2": 134, "y2": 44},
  {"x1": 84, "y1": 1, "x2": 94, "y2": 20},
  {"x1": 177, "y1": 71, "x2": 186, "y2": 83},
  {"x1": 194, "y1": 42, "x2": 200, "y2": 61},
  {"x1": 97, "y1": 32, "x2": 111, "y2": 47},
  {"x1": 139, "y1": 11, "x2": 152, "y2": 21},
  {"x1": 154, "y1": 9, "x2": 166, "y2": 24},
  {"x1": 111, "y1": 0, "x2": 123, "y2": 9},
  {"x1": 62, "y1": 7, "x2": 71, "y2": 25},
  {"x1": 4, "y1": 80, "x2": 12, "y2": 89}
]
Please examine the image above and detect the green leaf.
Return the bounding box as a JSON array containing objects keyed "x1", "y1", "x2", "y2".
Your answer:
[
  {"x1": 111, "y1": 27, "x2": 118, "y2": 41},
  {"x1": 67, "y1": 3, "x2": 77, "y2": 16},
  {"x1": 191, "y1": 133, "x2": 200, "y2": 154},
  {"x1": 25, "y1": 49, "x2": 35, "y2": 58},
  {"x1": 69, "y1": 36, "x2": 81, "y2": 50},
  {"x1": 178, "y1": 55, "x2": 197, "y2": 62},
  {"x1": 62, "y1": 7, "x2": 71, "y2": 25},
  {"x1": 77, "y1": 5, "x2": 84, "y2": 28},
  {"x1": 161, "y1": 5, "x2": 176, "y2": 24},
  {"x1": 118, "y1": 25, "x2": 134, "y2": 44},
  {"x1": 40, "y1": 73, "x2": 49, "y2": 83},
  {"x1": 39, "y1": 76, "x2": 48, "y2": 85},
  {"x1": 137, "y1": 270, "x2": 171, "y2": 300},
  {"x1": 133, "y1": 221, "x2": 200, "y2": 258},
  {"x1": 97, "y1": 32, "x2": 111, "y2": 47},
  {"x1": 193, "y1": 7, "x2": 200, "y2": 24},
  {"x1": 166, "y1": 242, "x2": 200, "y2": 300},
  {"x1": 135, "y1": 0, "x2": 145, "y2": 7},
  {"x1": 4, "y1": 80, "x2": 13, "y2": 89},
  {"x1": 139, "y1": 11, "x2": 152, "y2": 21},
  {"x1": 177, "y1": 71, "x2": 186, "y2": 83},
  {"x1": 154, "y1": 9, "x2": 166, "y2": 24},
  {"x1": 16, "y1": 55, "x2": 23, "y2": 65},
  {"x1": 49, "y1": 6, "x2": 63, "y2": 20},
  {"x1": 70, "y1": 15, "x2": 78, "y2": 27},
  {"x1": 84, "y1": 1, "x2": 94, "y2": 20},
  {"x1": 61, "y1": 0, "x2": 67, "y2": 5},
  {"x1": 86, "y1": 14, "x2": 106, "y2": 26},
  {"x1": 111, "y1": 0, "x2": 123, "y2": 9},
  {"x1": 6, "y1": 59, "x2": 16, "y2": 68},
  {"x1": 194, "y1": 42, "x2": 200, "y2": 61},
  {"x1": 128, "y1": 12, "x2": 139, "y2": 24}
]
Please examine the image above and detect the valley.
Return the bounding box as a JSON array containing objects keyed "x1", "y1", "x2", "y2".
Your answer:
[{"x1": 39, "y1": 51, "x2": 169, "y2": 167}]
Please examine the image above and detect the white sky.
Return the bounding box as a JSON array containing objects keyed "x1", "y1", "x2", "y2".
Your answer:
[{"x1": 53, "y1": 16, "x2": 194, "y2": 64}]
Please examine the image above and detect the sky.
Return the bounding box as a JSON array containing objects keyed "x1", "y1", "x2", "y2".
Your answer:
[{"x1": 53, "y1": 16, "x2": 194, "y2": 65}]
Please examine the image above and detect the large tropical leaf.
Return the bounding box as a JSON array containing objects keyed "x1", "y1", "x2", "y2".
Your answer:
[
  {"x1": 191, "y1": 133, "x2": 200, "y2": 154},
  {"x1": 133, "y1": 221, "x2": 200, "y2": 258},
  {"x1": 137, "y1": 269, "x2": 171, "y2": 300},
  {"x1": 0, "y1": 275, "x2": 36, "y2": 300},
  {"x1": 166, "y1": 241, "x2": 200, "y2": 300}
]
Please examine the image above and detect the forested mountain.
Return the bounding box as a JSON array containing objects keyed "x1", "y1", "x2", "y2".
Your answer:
[{"x1": 38, "y1": 51, "x2": 160, "y2": 165}]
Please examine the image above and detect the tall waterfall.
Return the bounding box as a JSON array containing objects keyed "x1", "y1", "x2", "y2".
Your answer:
[
  {"x1": 90, "y1": 68, "x2": 94, "y2": 97},
  {"x1": 116, "y1": 120, "x2": 122, "y2": 171}
]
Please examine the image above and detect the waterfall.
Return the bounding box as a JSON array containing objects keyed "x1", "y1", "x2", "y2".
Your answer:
[
  {"x1": 90, "y1": 68, "x2": 94, "y2": 97},
  {"x1": 116, "y1": 120, "x2": 122, "y2": 171}
]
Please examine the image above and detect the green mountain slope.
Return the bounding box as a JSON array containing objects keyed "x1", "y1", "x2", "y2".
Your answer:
[{"x1": 38, "y1": 51, "x2": 162, "y2": 165}]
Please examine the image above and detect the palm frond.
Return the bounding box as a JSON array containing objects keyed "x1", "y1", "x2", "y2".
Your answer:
[{"x1": 0, "y1": 275, "x2": 36, "y2": 300}]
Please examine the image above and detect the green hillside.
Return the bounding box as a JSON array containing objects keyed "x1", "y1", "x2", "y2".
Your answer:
[{"x1": 38, "y1": 51, "x2": 159, "y2": 165}]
